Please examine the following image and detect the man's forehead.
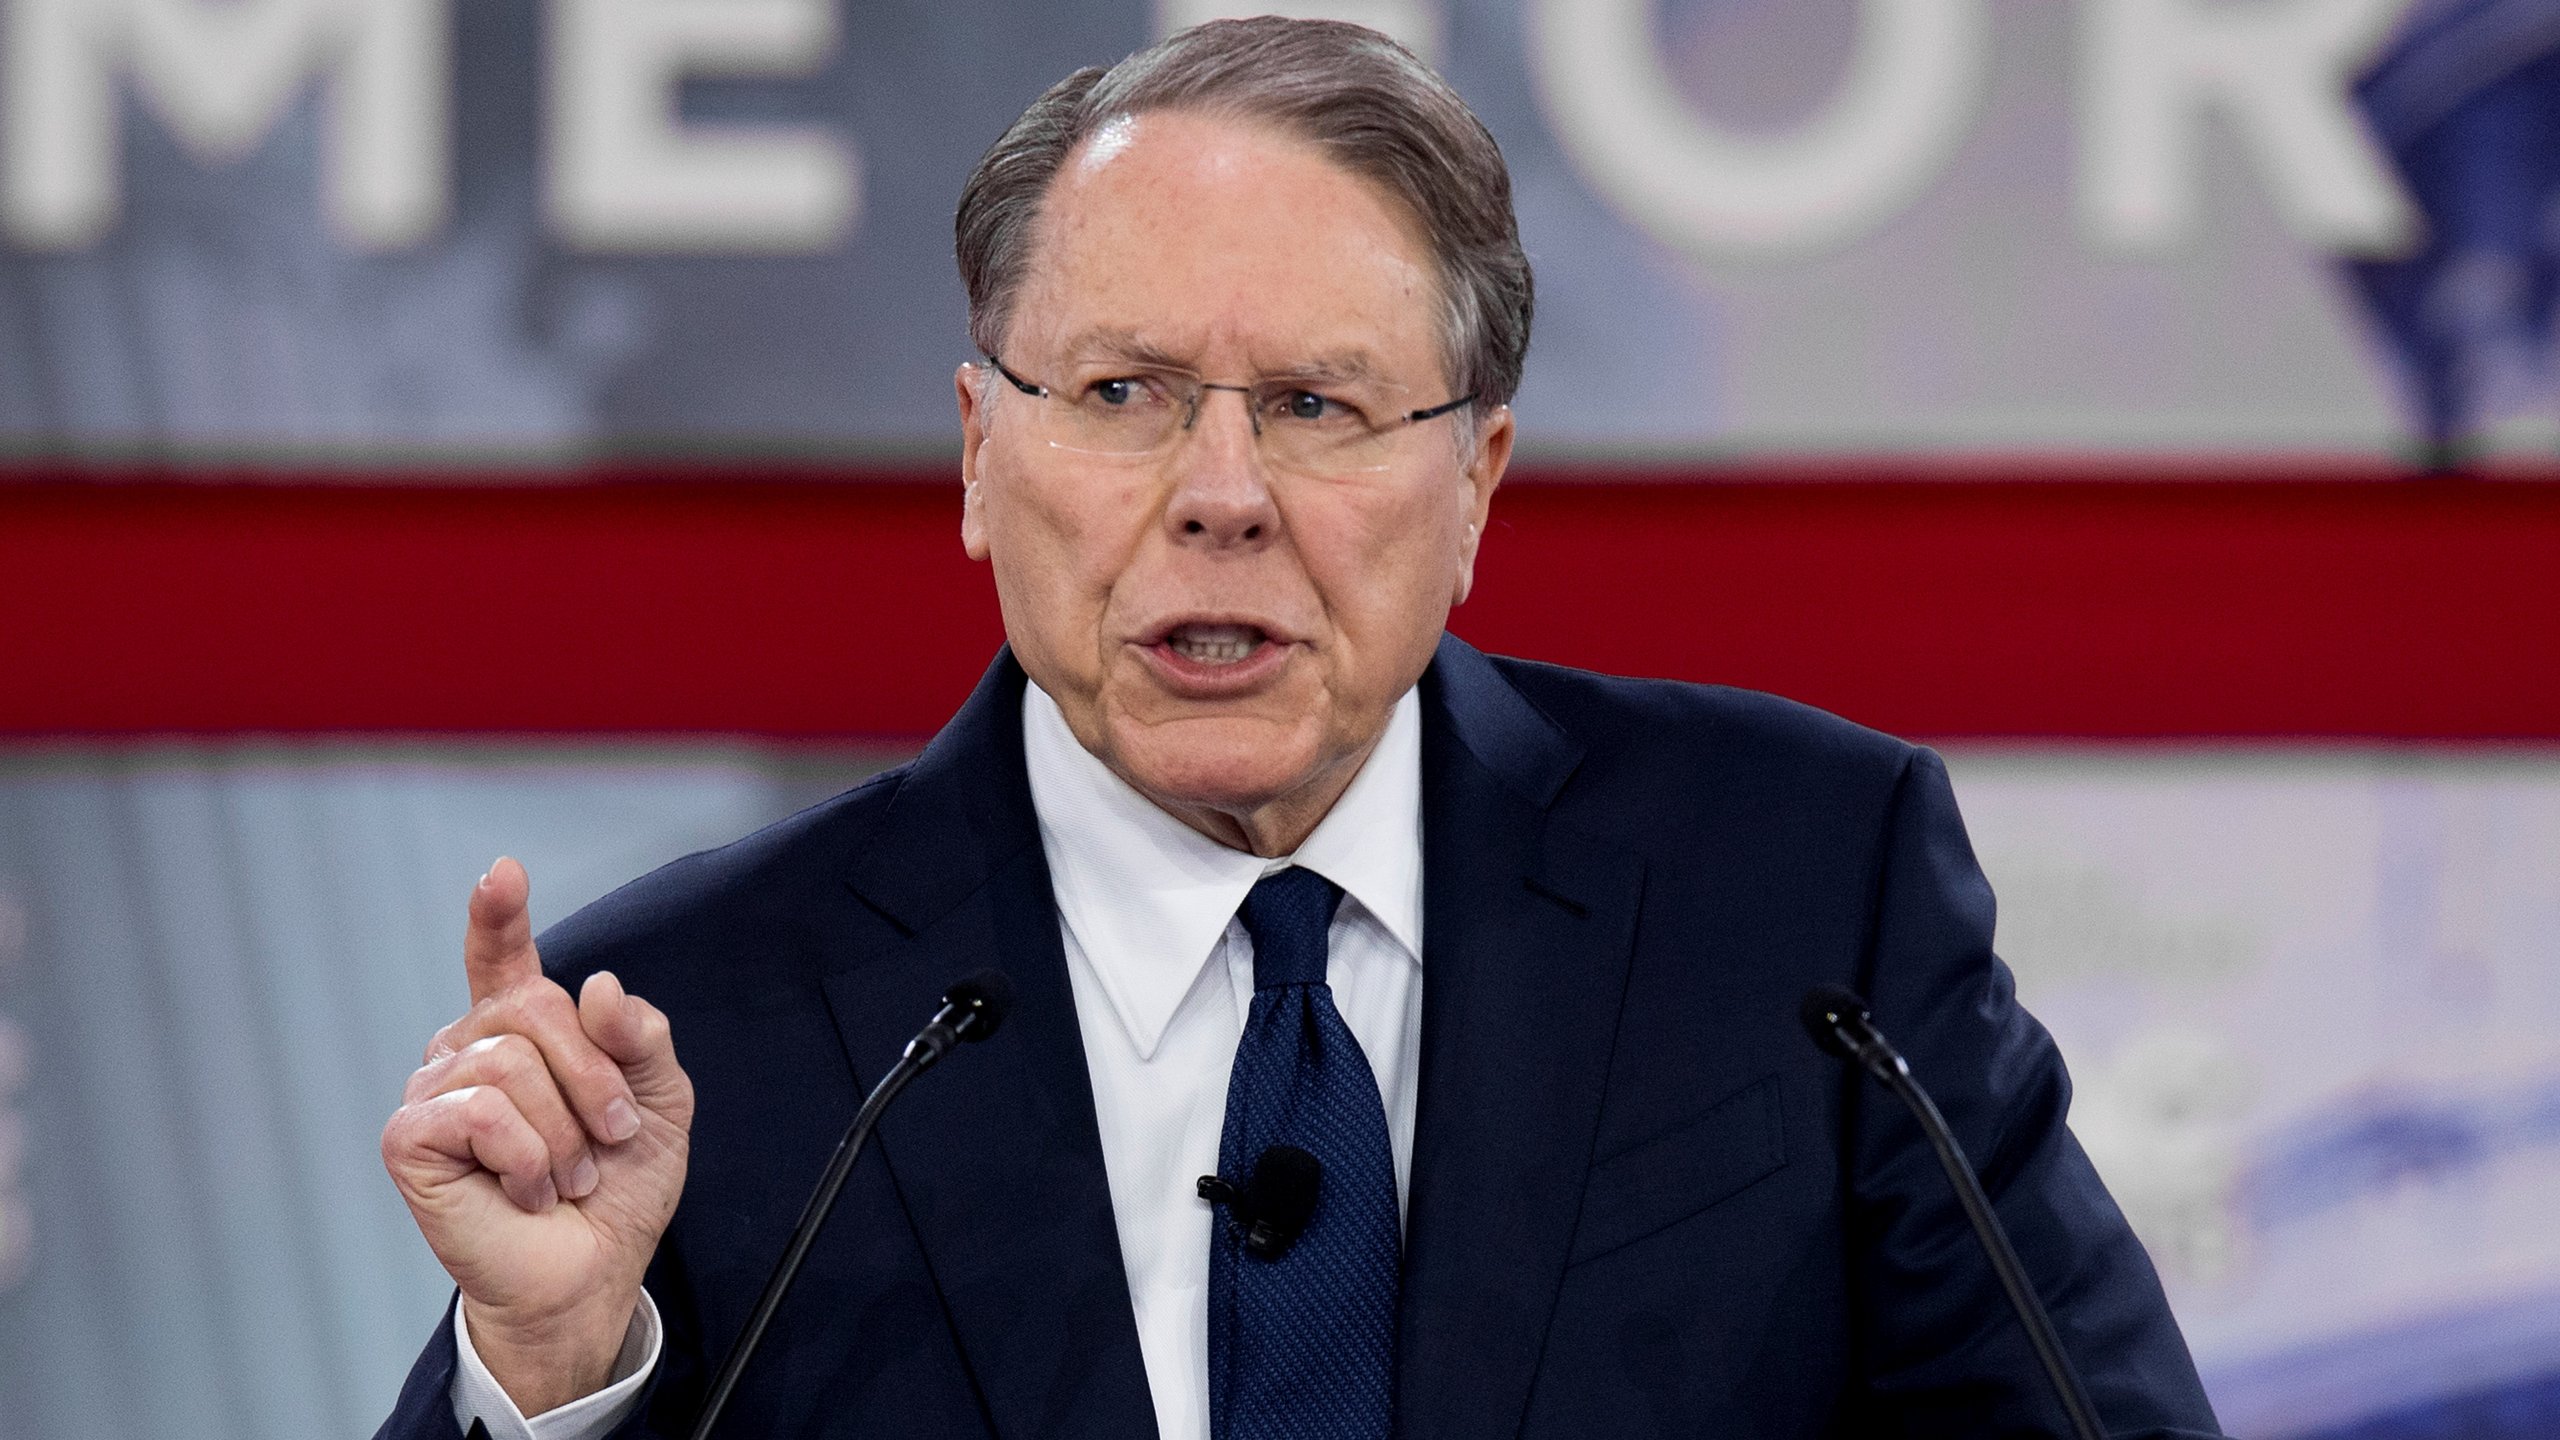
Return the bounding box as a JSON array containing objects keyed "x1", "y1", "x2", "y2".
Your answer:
[
  {"x1": 1075, "y1": 113, "x2": 1145, "y2": 177},
  {"x1": 1005, "y1": 109, "x2": 1445, "y2": 375}
]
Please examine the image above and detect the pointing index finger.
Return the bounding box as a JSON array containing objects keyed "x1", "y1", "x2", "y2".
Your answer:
[{"x1": 464, "y1": 856, "x2": 542, "y2": 1005}]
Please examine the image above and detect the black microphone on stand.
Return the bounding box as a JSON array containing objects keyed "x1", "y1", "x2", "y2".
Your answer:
[
  {"x1": 684, "y1": 970, "x2": 1017, "y2": 1440},
  {"x1": 1799, "y1": 985, "x2": 2107, "y2": 1440}
]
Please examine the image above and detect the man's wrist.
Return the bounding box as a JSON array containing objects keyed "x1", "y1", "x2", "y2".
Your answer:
[
  {"x1": 462, "y1": 1292, "x2": 644, "y2": 1417},
  {"x1": 454, "y1": 1290, "x2": 660, "y2": 1440}
]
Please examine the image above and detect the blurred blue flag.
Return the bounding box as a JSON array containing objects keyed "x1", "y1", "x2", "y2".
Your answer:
[{"x1": 2349, "y1": 0, "x2": 2560, "y2": 457}]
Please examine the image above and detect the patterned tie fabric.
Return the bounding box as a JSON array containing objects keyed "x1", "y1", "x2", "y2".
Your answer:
[{"x1": 1208, "y1": 866, "x2": 1400, "y2": 1440}]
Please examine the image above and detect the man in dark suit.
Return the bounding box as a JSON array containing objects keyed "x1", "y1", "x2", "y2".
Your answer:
[{"x1": 377, "y1": 17, "x2": 2223, "y2": 1439}]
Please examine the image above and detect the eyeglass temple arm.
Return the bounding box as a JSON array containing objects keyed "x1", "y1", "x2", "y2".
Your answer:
[{"x1": 983, "y1": 356, "x2": 1047, "y2": 398}]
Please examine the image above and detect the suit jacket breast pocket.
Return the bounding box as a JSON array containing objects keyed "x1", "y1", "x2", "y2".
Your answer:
[{"x1": 1569, "y1": 1073, "x2": 1788, "y2": 1266}]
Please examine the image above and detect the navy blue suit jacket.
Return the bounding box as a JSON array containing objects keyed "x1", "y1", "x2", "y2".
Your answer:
[{"x1": 379, "y1": 637, "x2": 2223, "y2": 1438}]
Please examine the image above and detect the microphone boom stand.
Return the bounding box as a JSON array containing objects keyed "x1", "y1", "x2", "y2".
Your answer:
[
  {"x1": 1802, "y1": 986, "x2": 2107, "y2": 1440},
  {"x1": 686, "y1": 974, "x2": 1013, "y2": 1440}
]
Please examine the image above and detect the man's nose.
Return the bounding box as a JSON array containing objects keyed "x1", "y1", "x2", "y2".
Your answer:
[{"x1": 1164, "y1": 388, "x2": 1277, "y2": 547}]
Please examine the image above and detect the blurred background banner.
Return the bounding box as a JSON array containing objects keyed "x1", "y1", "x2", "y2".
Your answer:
[
  {"x1": 1, "y1": 4, "x2": 2558, "y2": 1440},
  {"x1": 0, "y1": 0, "x2": 2546, "y2": 462}
]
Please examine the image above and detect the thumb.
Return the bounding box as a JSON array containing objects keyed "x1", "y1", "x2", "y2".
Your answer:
[
  {"x1": 463, "y1": 857, "x2": 543, "y2": 1005},
  {"x1": 579, "y1": 971, "x2": 689, "y2": 1116}
]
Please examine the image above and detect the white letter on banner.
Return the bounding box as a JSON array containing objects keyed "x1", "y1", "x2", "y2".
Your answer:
[
  {"x1": 2079, "y1": 0, "x2": 2417, "y2": 253},
  {"x1": 546, "y1": 0, "x2": 857, "y2": 253},
  {"x1": 3, "y1": 0, "x2": 449, "y2": 250},
  {"x1": 1526, "y1": 0, "x2": 1989, "y2": 256}
]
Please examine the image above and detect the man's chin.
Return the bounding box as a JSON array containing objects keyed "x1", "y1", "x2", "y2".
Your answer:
[{"x1": 1103, "y1": 715, "x2": 1329, "y2": 822}]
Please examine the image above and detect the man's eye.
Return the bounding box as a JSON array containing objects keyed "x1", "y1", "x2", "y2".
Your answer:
[
  {"x1": 1279, "y1": 390, "x2": 1342, "y2": 422},
  {"x1": 1092, "y1": 378, "x2": 1140, "y2": 406}
]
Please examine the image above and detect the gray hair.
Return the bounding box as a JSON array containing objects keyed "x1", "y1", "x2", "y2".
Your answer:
[{"x1": 954, "y1": 16, "x2": 1534, "y2": 409}]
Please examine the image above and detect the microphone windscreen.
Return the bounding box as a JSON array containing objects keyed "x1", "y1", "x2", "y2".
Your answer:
[
  {"x1": 1799, "y1": 984, "x2": 1870, "y2": 1059},
  {"x1": 1251, "y1": 1145, "x2": 1322, "y2": 1237},
  {"x1": 945, "y1": 969, "x2": 1017, "y2": 1041}
]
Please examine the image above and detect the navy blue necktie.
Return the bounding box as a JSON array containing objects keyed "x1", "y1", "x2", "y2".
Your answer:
[{"x1": 1208, "y1": 867, "x2": 1399, "y2": 1440}]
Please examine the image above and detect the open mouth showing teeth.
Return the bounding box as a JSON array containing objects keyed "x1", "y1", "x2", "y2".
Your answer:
[{"x1": 1166, "y1": 623, "x2": 1267, "y2": 666}]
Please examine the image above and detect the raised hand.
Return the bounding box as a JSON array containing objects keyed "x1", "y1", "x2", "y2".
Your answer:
[{"x1": 381, "y1": 858, "x2": 695, "y2": 1415}]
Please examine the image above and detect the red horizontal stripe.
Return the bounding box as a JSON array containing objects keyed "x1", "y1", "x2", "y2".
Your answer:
[{"x1": 3, "y1": 471, "x2": 2556, "y2": 739}]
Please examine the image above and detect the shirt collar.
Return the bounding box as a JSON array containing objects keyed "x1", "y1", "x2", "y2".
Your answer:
[{"x1": 1022, "y1": 681, "x2": 1424, "y2": 1060}]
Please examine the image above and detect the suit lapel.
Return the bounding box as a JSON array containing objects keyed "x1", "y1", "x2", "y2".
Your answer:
[
  {"x1": 825, "y1": 651, "x2": 1160, "y2": 1440},
  {"x1": 1398, "y1": 637, "x2": 1646, "y2": 1440}
]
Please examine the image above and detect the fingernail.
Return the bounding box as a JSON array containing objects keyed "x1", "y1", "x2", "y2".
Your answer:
[
  {"x1": 529, "y1": 1174, "x2": 558, "y2": 1212},
  {"x1": 604, "y1": 1098, "x2": 640, "y2": 1143},
  {"x1": 566, "y1": 1154, "x2": 600, "y2": 1199}
]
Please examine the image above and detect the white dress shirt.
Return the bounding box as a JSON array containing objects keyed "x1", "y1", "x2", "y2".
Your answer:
[{"x1": 452, "y1": 681, "x2": 1426, "y2": 1440}]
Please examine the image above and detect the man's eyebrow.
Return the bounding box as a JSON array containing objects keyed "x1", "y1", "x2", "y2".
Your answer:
[
  {"x1": 1269, "y1": 352, "x2": 1386, "y2": 385},
  {"x1": 1057, "y1": 329, "x2": 1193, "y2": 371},
  {"x1": 1054, "y1": 331, "x2": 1391, "y2": 384}
]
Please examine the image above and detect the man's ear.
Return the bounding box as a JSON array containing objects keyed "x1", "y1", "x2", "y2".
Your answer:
[
  {"x1": 956, "y1": 363, "x2": 992, "y2": 562},
  {"x1": 1450, "y1": 404, "x2": 1514, "y2": 606}
]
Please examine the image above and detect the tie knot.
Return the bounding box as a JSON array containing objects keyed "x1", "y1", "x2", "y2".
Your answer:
[{"x1": 1237, "y1": 867, "x2": 1341, "y2": 990}]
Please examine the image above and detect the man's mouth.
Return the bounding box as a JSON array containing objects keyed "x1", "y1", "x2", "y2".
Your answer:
[{"x1": 1164, "y1": 622, "x2": 1268, "y2": 666}]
